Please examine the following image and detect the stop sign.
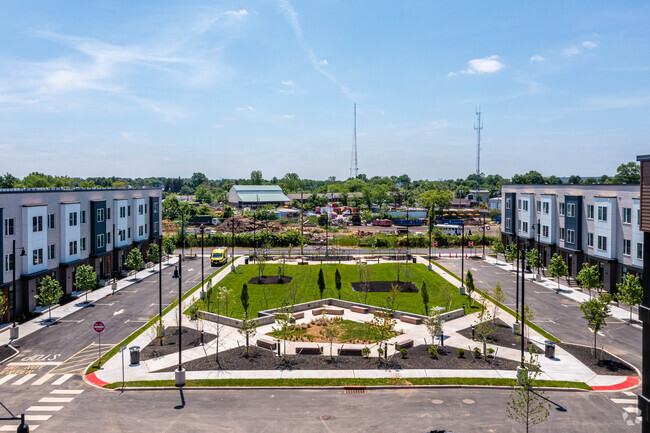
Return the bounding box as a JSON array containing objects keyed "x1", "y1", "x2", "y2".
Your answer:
[
  {"x1": 468, "y1": 241, "x2": 474, "y2": 247},
  {"x1": 93, "y1": 321, "x2": 105, "y2": 333},
  {"x1": 433, "y1": 241, "x2": 438, "y2": 247}
]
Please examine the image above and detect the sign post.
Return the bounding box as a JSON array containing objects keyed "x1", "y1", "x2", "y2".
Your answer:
[
  {"x1": 119, "y1": 345, "x2": 127, "y2": 390},
  {"x1": 93, "y1": 321, "x2": 105, "y2": 367}
]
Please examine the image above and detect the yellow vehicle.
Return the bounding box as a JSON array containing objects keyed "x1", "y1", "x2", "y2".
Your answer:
[{"x1": 210, "y1": 248, "x2": 228, "y2": 266}]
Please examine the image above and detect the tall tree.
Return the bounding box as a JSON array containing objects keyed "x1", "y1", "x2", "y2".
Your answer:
[
  {"x1": 240, "y1": 283, "x2": 249, "y2": 313},
  {"x1": 616, "y1": 273, "x2": 642, "y2": 322},
  {"x1": 465, "y1": 270, "x2": 476, "y2": 306},
  {"x1": 36, "y1": 276, "x2": 64, "y2": 322},
  {"x1": 238, "y1": 312, "x2": 258, "y2": 355},
  {"x1": 420, "y1": 281, "x2": 430, "y2": 315},
  {"x1": 576, "y1": 263, "x2": 602, "y2": 295},
  {"x1": 613, "y1": 161, "x2": 640, "y2": 184},
  {"x1": 250, "y1": 170, "x2": 263, "y2": 185},
  {"x1": 335, "y1": 268, "x2": 342, "y2": 300},
  {"x1": 318, "y1": 268, "x2": 326, "y2": 299},
  {"x1": 74, "y1": 264, "x2": 97, "y2": 304},
  {"x1": 525, "y1": 249, "x2": 542, "y2": 275},
  {"x1": 492, "y1": 282, "x2": 508, "y2": 323}
]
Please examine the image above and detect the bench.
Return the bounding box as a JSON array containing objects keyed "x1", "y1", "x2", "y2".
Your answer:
[
  {"x1": 292, "y1": 312, "x2": 305, "y2": 320},
  {"x1": 394, "y1": 336, "x2": 413, "y2": 350},
  {"x1": 296, "y1": 345, "x2": 323, "y2": 355},
  {"x1": 400, "y1": 316, "x2": 422, "y2": 325},
  {"x1": 256, "y1": 338, "x2": 277, "y2": 351},
  {"x1": 350, "y1": 306, "x2": 368, "y2": 314},
  {"x1": 312, "y1": 308, "x2": 324, "y2": 316},
  {"x1": 338, "y1": 346, "x2": 363, "y2": 356},
  {"x1": 325, "y1": 308, "x2": 344, "y2": 315}
]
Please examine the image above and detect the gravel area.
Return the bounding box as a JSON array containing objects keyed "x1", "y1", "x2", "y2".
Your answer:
[
  {"x1": 457, "y1": 319, "x2": 540, "y2": 352},
  {"x1": 350, "y1": 281, "x2": 418, "y2": 293},
  {"x1": 140, "y1": 326, "x2": 216, "y2": 361},
  {"x1": 0, "y1": 345, "x2": 17, "y2": 363},
  {"x1": 156, "y1": 343, "x2": 521, "y2": 372},
  {"x1": 558, "y1": 343, "x2": 636, "y2": 376}
]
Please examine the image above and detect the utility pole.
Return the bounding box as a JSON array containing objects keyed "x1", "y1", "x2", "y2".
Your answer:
[
  {"x1": 350, "y1": 103, "x2": 358, "y2": 179},
  {"x1": 300, "y1": 191, "x2": 304, "y2": 256},
  {"x1": 474, "y1": 108, "x2": 483, "y2": 205}
]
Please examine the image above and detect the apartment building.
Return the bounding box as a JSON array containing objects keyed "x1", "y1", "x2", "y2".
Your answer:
[
  {"x1": 501, "y1": 184, "x2": 641, "y2": 293},
  {"x1": 0, "y1": 187, "x2": 162, "y2": 322}
]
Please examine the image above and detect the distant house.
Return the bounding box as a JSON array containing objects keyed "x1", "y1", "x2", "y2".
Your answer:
[
  {"x1": 228, "y1": 185, "x2": 290, "y2": 209},
  {"x1": 450, "y1": 198, "x2": 472, "y2": 209},
  {"x1": 466, "y1": 189, "x2": 490, "y2": 204},
  {"x1": 489, "y1": 197, "x2": 502, "y2": 211},
  {"x1": 286, "y1": 192, "x2": 363, "y2": 202}
]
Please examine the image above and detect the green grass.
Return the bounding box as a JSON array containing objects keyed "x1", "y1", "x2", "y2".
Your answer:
[
  {"x1": 198, "y1": 263, "x2": 471, "y2": 319},
  {"x1": 104, "y1": 377, "x2": 591, "y2": 390},
  {"x1": 85, "y1": 259, "x2": 235, "y2": 375},
  {"x1": 268, "y1": 319, "x2": 399, "y2": 343},
  {"x1": 429, "y1": 260, "x2": 560, "y2": 343}
]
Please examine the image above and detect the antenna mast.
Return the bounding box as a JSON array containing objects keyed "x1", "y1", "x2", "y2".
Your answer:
[
  {"x1": 474, "y1": 107, "x2": 483, "y2": 204},
  {"x1": 350, "y1": 103, "x2": 358, "y2": 179}
]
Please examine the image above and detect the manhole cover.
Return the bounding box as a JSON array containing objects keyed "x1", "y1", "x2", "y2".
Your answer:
[
  {"x1": 431, "y1": 399, "x2": 444, "y2": 405},
  {"x1": 319, "y1": 415, "x2": 333, "y2": 420},
  {"x1": 462, "y1": 399, "x2": 476, "y2": 405}
]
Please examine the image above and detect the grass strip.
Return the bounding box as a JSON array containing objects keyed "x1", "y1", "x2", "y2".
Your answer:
[
  {"x1": 85, "y1": 259, "x2": 236, "y2": 375},
  {"x1": 104, "y1": 377, "x2": 590, "y2": 390},
  {"x1": 429, "y1": 260, "x2": 560, "y2": 343}
]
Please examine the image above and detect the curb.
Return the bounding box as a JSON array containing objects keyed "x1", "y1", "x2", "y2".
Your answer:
[
  {"x1": 591, "y1": 376, "x2": 639, "y2": 392},
  {"x1": 0, "y1": 344, "x2": 19, "y2": 365}
]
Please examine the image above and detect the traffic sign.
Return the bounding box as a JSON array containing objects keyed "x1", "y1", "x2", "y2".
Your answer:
[
  {"x1": 93, "y1": 321, "x2": 105, "y2": 333},
  {"x1": 433, "y1": 241, "x2": 438, "y2": 247},
  {"x1": 468, "y1": 241, "x2": 474, "y2": 247}
]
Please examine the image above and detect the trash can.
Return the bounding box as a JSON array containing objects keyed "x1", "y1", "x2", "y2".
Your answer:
[
  {"x1": 9, "y1": 326, "x2": 19, "y2": 340},
  {"x1": 412, "y1": 257, "x2": 417, "y2": 264},
  {"x1": 129, "y1": 346, "x2": 140, "y2": 365},
  {"x1": 244, "y1": 257, "x2": 249, "y2": 265},
  {"x1": 544, "y1": 340, "x2": 555, "y2": 358}
]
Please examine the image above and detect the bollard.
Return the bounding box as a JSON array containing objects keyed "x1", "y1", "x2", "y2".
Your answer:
[
  {"x1": 456, "y1": 253, "x2": 458, "y2": 258},
  {"x1": 471, "y1": 325, "x2": 475, "y2": 340}
]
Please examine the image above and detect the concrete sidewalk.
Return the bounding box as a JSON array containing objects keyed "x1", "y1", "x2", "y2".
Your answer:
[{"x1": 0, "y1": 256, "x2": 180, "y2": 346}]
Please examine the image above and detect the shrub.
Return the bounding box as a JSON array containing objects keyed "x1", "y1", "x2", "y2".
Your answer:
[
  {"x1": 428, "y1": 345, "x2": 438, "y2": 359},
  {"x1": 487, "y1": 348, "x2": 495, "y2": 358},
  {"x1": 362, "y1": 347, "x2": 371, "y2": 358},
  {"x1": 377, "y1": 347, "x2": 385, "y2": 358},
  {"x1": 400, "y1": 348, "x2": 408, "y2": 358},
  {"x1": 473, "y1": 347, "x2": 481, "y2": 358},
  {"x1": 457, "y1": 348, "x2": 465, "y2": 358}
]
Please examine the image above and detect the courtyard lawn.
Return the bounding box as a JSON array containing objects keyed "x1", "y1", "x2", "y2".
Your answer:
[{"x1": 198, "y1": 263, "x2": 470, "y2": 319}]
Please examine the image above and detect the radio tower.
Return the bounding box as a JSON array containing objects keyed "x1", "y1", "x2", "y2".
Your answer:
[
  {"x1": 474, "y1": 107, "x2": 483, "y2": 204},
  {"x1": 350, "y1": 103, "x2": 358, "y2": 179}
]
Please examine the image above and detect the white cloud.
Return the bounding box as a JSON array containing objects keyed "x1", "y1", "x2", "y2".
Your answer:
[
  {"x1": 446, "y1": 71, "x2": 457, "y2": 77},
  {"x1": 563, "y1": 46, "x2": 581, "y2": 57},
  {"x1": 319, "y1": 59, "x2": 328, "y2": 66},
  {"x1": 282, "y1": 114, "x2": 294, "y2": 119},
  {"x1": 236, "y1": 106, "x2": 254, "y2": 111},
  {"x1": 281, "y1": 80, "x2": 294, "y2": 86},
  {"x1": 582, "y1": 40, "x2": 598, "y2": 49},
  {"x1": 461, "y1": 55, "x2": 505, "y2": 74},
  {"x1": 530, "y1": 55, "x2": 546, "y2": 63},
  {"x1": 224, "y1": 9, "x2": 248, "y2": 18}
]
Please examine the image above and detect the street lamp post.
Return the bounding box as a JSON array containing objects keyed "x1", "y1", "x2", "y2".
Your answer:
[
  {"x1": 200, "y1": 224, "x2": 205, "y2": 299},
  {"x1": 325, "y1": 214, "x2": 329, "y2": 257},
  {"x1": 158, "y1": 237, "x2": 163, "y2": 320},
  {"x1": 520, "y1": 244, "x2": 526, "y2": 366},
  {"x1": 460, "y1": 220, "x2": 465, "y2": 293},
  {"x1": 428, "y1": 207, "x2": 434, "y2": 271},
  {"x1": 515, "y1": 236, "x2": 520, "y2": 328},
  {"x1": 172, "y1": 255, "x2": 185, "y2": 387},
  {"x1": 231, "y1": 219, "x2": 236, "y2": 272},
  {"x1": 11, "y1": 240, "x2": 26, "y2": 328},
  {"x1": 482, "y1": 211, "x2": 486, "y2": 258}
]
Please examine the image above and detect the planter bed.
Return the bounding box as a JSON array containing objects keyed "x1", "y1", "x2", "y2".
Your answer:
[
  {"x1": 248, "y1": 276, "x2": 292, "y2": 285},
  {"x1": 457, "y1": 319, "x2": 541, "y2": 352},
  {"x1": 558, "y1": 343, "x2": 636, "y2": 376},
  {"x1": 350, "y1": 281, "x2": 418, "y2": 293},
  {"x1": 155, "y1": 344, "x2": 521, "y2": 372},
  {"x1": 140, "y1": 326, "x2": 216, "y2": 361}
]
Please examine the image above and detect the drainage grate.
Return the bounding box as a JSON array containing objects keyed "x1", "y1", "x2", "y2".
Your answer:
[{"x1": 344, "y1": 386, "x2": 367, "y2": 394}]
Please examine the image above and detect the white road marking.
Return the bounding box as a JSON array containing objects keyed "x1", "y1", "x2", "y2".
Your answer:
[
  {"x1": 0, "y1": 426, "x2": 39, "y2": 431},
  {"x1": 623, "y1": 406, "x2": 638, "y2": 413},
  {"x1": 51, "y1": 389, "x2": 84, "y2": 395},
  {"x1": 39, "y1": 397, "x2": 74, "y2": 403},
  {"x1": 188, "y1": 269, "x2": 194, "y2": 272},
  {"x1": 25, "y1": 415, "x2": 51, "y2": 421},
  {"x1": 26, "y1": 406, "x2": 63, "y2": 412},
  {"x1": 95, "y1": 302, "x2": 115, "y2": 306},
  {"x1": 624, "y1": 391, "x2": 637, "y2": 397},
  {"x1": 59, "y1": 319, "x2": 84, "y2": 323},
  {"x1": 52, "y1": 374, "x2": 73, "y2": 385},
  {"x1": 8, "y1": 362, "x2": 61, "y2": 366},
  {"x1": 113, "y1": 309, "x2": 125, "y2": 316},
  {"x1": 611, "y1": 398, "x2": 637, "y2": 404},
  {"x1": 0, "y1": 375, "x2": 18, "y2": 385},
  {"x1": 32, "y1": 374, "x2": 54, "y2": 385},
  {"x1": 12, "y1": 374, "x2": 36, "y2": 385}
]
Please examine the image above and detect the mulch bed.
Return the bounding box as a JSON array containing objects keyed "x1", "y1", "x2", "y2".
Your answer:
[
  {"x1": 0, "y1": 345, "x2": 17, "y2": 363},
  {"x1": 248, "y1": 276, "x2": 292, "y2": 284},
  {"x1": 350, "y1": 281, "x2": 419, "y2": 293},
  {"x1": 156, "y1": 344, "x2": 521, "y2": 372},
  {"x1": 558, "y1": 343, "x2": 636, "y2": 376},
  {"x1": 140, "y1": 326, "x2": 216, "y2": 361},
  {"x1": 457, "y1": 319, "x2": 540, "y2": 353}
]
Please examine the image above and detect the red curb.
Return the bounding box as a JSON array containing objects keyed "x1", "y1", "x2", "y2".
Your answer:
[
  {"x1": 86, "y1": 372, "x2": 110, "y2": 388},
  {"x1": 591, "y1": 376, "x2": 639, "y2": 391}
]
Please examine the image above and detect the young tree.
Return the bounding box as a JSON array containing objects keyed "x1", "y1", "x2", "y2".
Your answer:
[
  {"x1": 74, "y1": 264, "x2": 97, "y2": 304},
  {"x1": 162, "y1": 237, "x2": 176, "y2": 255},
  {"x1": 256, "y1": 253, "x2": 267, "y2": 281},
  {"x1": 238, "y1": 312, "x2": 258, "y2": 355},
  {"x1": 147, "y1": 243, "x2": 161, "y2": 264},
  {"x1": 465, "y1": 270, "x2": 476, "y2": 306},
  {"x1": 505, "y1": 243, "x2": 519, "y2": 263},
  {"x1": 491, "y1": 282, "x2": 508, "y2": 324},
  {"x1": 548, "y1": 253, "x2": 568, "y2": 291},
  {"x1": 579, "y1": 294, "x2": 612, "y2": 357},
  {"x1": 506, "y1": 347, "x2": 550, "y2": 432},
  {"x1": 420, "y1": 281, "x2": 430, "y2": 314},
  {"x1": 440, "y1": 284, "x2": 455, "y2": 312},
  {"x1": 525, "y1": 249, "x2": 541, "y2": 275},
  {"x1": 335, "y1": 268, "x2": 342, "y2": 300},
  {"x1": 0, "y1": 291, "x2": 7, "y2": 321},
  {"x1": 272, "y1": 306, "x2": 294, "y2": 361},
  {"x1": 317, "y1": 268, "x2": 326, "y2": 299},
  {"x1": 320, "y1": 319, "x2": 341, "y2": 360},
  {"x1": 475, "y1": 298, "x2": 495, "y2": 358},
  {"x1": 240, "y1": 283, "x2": 249, "y2": 314},
  {"x1": 424, "y1": 309, "x2": 444, "y2": 348},
  {"x1": 372, "y1": 308, "x2": 395, "y2": 361},
  {"x1": 576, "y1": 263, "x2": 602, "y2": 296},
  {"x1": 36, "y1": 276, "x2": 64, "y2": 322},
  {"x1": 492, "y1": 237, "x2": 505, "y2": 265},
  {"x1": 125, "y1": 248, "x2": 144, "y2": 279},
  {"x1": 357, "y1": 262, "x2": 371, "y2": 303},
  {"x1": 388, "y1": 283, "x2": 402, "y2": 310},
  {"x1": 616, "y1": 273, "x2": 642, "y2": 323}
]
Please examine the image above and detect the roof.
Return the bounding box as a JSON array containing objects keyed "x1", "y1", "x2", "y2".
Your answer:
[
  {"x1": 231, "y1": 185, "x2": 289, "y2": 203},
  {"x1": 233, "y1": 185, "x2": 284, "y2": 192}
]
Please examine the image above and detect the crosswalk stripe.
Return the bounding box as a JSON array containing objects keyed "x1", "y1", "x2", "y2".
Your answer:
[
  {"x1": 39, "y1": 397, "x2": 75, "y2": 403},
  {"x1": 623, "y1": 406, "x2": 638, "y2": 413},
  {"x1": 0, "y1": 425, "x2": 39, "y2": 431},
  {"x1": 611, "y1": 398, "x2": 637, "y2": 404},
  {"x1": 624, "y1": 391, "x2": 637, "y2": 397},
  {"x1": 32, "y1": 374, "x2": 54, "y2": 386},
  {"x1": 51, "y1": 389, "x2": 83, "y2": 395},
  {"x1": 12, "y1": 374, "x2": 36, "y2": 385},
  {"x1": 0, "y1": 374, "x2": 17, "y2": 385},
  {"x1": 52, "y1": 374, "x2": 73, "y2": 385},
  {"x1": 25, "y1": 415, "x2": 51, "y2": 421},
  {"x1": 26, "y1": 406, "x2": 63, "y2": 412}
]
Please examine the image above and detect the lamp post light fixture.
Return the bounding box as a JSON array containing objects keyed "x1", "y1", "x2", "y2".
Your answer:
[{"x1": 172, "y1": 256, "x2": 185, "y2": 387}]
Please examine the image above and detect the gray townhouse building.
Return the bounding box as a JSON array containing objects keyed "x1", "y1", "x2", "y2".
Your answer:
[
  {"x1": 501, "y1": 184, "x2": 642, "y2": 293},
  {"x1": 0, "y1": 187, "x2": 162, "y2": 323}
]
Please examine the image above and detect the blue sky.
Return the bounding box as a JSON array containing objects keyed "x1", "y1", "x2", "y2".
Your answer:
[{"x1": 0, "y1": 1, "x2": 648, "y2": 180}]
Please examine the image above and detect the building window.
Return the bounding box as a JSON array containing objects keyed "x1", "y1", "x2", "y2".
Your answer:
[
  {"x1": 567, "y1": 229, "x2": 575, "y2": 244},
  {"x1": 587, "y1": 205, "x2": 594, "y2": 219},
  {"x1": 48, "y1": 244, "x2": 55, "y2": 260},
  {"x1": 639, "y1": 209, "x2": 642, "y2": 227},
  {"x1": 107, "y1": 231, "x2": 111, "y2": 244},
  {"x1": 522, "y1": 200, "x2": 529, "y2": 211},
  {"x1": 81, "y1": 210, "x2": 86, "y2": 224},
  {"x1": 567, "y1": 203, "x2": 575, "y2": 218},
  {"x1": 522, "y1": 222, "x2": 528, "y2": 233},
  {"x1": 587, "y1": 233, "x2": 594, "y2": 247},
  {"x1": 5, "y1": 253, "x2": 15, "y2": 271},
  {"x1": 560, "y1": 227, "x2": 565, "y2": 240},
  {"x1": 81, "y1": 238, "x2": 87, "y2": 251},
  {"x1": 505, "y1": 218, "x2": 511, "y2": 230},
  {"x1": 145, "y1": 203, "x2": 148, "y2": 213},
  {"x1": 623, "y1": 239, "x2": 631, "y2": 256},
  {"x1": 542, "y1": 225, "x2": 549, "y2": 237},
  {"x1": 138, "y1": 226, "x2": 144, "y2": 236},
  {"x1": 145, "y1": 224, "x2": 148, "y2": 234},
  {"x1": 107, "y1": 208, "x2": 111, "y2": 219},
  {"x1": 536, "y1": 201, "x2": 541, "y2": 212},
  {"x1": 97, "y1": 208, "x2": 105, "y2": 223},
  {"x1": 128, "y1": 206, "x2": 131, "y2": 217},
  {"x1": 505, "y1": 199, "x2": 511, "y2": 210},
  {"x1": 69, "y1": 241, "x2": 78, "y2": 256},
  {"x1": 543, "y1": 202, "x2": 549, "y2": 214},
  {"x1": 4, "y1": 218, "x2": 14, "y2": 236},
  {"x1": 518, "y1": 199, "x2": 522, "y2": 210},
  {"x1": 623, "y1": 208, "x2": 632, "y2": 224},
  {"x1": 138, "y1": 204, "x2": 144, "y2": 215},
  {"x1": 48, "y1": 214, "x2": 55, "y2": 229},
  {"x1": 119, "y1": 230, "x2": 126, "y2": 242},
  {"x1": 559, "y1": 203, "x2": 565, "y2": 216},
  {"x1": 153, "y1": 222, "x2": 158, "y2": 233},
  {"x1": 33, "y1": 248, "x2": 43, "y2": 265},
  {"x1": 69, "y1": 212, "x2": 78, "y2": 227},
  {"x1": 97, "y1": 234, "x2": 105, "y2": 249},
  {"x1": 120, "y1": 207, "x2": 126, "y2": 218},
  {"x1": 32, "y1": 216, "x2": 43, "y2": 232},
  {"x1": 638, "y1": 243, "x2": 644, "y2": 260},
  {"x1": 597, "y1": 206, "x2": 608, "y2": 222},
  {"x1": 153, "y1": 202, "x2": 158, "y2": 213},
  {"x1": 597, "y1": 235, "x2": 607, "y2": 251},
  {"x1": 128, "y1": 228, "x2": 131, "y2": 238},
  {"x1": 518, "y1": 221, "x2": 522, "y2": 231}
]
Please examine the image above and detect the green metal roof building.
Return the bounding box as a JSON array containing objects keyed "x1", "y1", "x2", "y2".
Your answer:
[{"x1": 227, "y1": 185, "x2": 291, "y2": 208}]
